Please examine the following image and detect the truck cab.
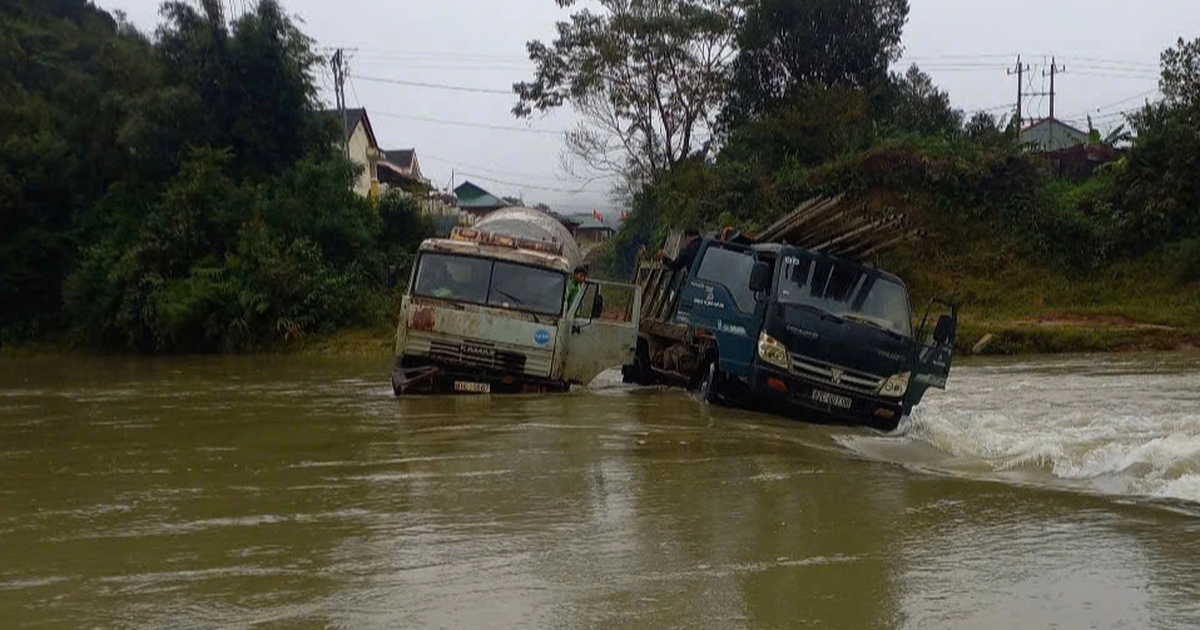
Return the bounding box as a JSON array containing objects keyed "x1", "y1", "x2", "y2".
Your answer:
[
  {"x1": 628, "y1": 237, "x2": 957, "y2": 431},
  {"x1": 393, "y1": 208, "x2": 642, "y2": 396}
]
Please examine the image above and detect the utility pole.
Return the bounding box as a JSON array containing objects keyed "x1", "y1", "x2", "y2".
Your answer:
[
  {"x1": 1007, "y1": 56, "x2": 1030, "y2": 137},
  {"x1": 1043, "y1": 57, "x2": 1067, "y2": 120},
  {"x1": 330, "y1": 48, "x2": 349, "y2": 158}
]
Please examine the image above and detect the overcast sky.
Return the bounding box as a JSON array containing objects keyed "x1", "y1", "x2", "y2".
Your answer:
[{"x1": 99, "y1": 0, "x2": 1200, "y2": 218}]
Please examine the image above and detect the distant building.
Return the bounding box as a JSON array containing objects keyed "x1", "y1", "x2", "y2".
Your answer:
[
  {"x1": 378, "y1": 149, "x2": 431, "y2": 193},
  {"x1": 568, "y1": 213, "x2": 616, "y2": 245},
  {"x1": 1019, "y1": 118, "x2": 1088, "y2": 152},
  {"x1": 1020, "y1": 117, "x2": 1124, "y2": 179},
  {"x1": 454, "y1": 181, "x2": 510, "y2": 218},
  {"x1": 322, "y1": 107, "x2": 380, "y2": 198},
  {"x1": 532, "y1": 205, "x2": 581, "y2": 234}
]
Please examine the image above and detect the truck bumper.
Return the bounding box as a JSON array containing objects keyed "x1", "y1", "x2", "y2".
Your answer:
[
  {"x1": 747, "y1": 365, "x2": 905, "y2": 431},
  {"x1": 392, "y1": 356, "x2": 569, "y2": 396}
]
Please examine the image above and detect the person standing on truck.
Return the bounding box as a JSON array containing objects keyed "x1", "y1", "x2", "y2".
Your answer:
[
  {"x1": 567, "y1": 266, "x2": 588, "y2": 306},
  {"x1": 659, "y1": 228, "x2": 702, "y2": 272}
]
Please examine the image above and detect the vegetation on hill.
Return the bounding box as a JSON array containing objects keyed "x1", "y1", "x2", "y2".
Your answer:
[
  {"x1": 4, "y1": 0, "x2": 1196, "y2": 355},
  {"x1": 516, "y1": 0, "x2": 1200, "y2": 353},
  {"x1": 1, "y1": 0, "x2": 431, "y2": 352}
]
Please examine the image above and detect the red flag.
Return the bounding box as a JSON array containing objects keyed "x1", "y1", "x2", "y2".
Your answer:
[{"x1": 593, "y1": 209, "x2": 604, "y2": 223}]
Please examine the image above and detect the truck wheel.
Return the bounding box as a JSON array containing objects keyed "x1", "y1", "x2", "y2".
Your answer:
[
  {"x1": 701, "y1": 361, "x2": 724, "y2": 405},
  {"x1": 623, "y1": 339, "x2": 654, "y2": 386}
]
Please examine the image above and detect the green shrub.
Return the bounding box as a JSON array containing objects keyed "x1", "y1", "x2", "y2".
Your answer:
[{"x1": 1164, "y1": 238, "x2": 1200, "y2": 284}]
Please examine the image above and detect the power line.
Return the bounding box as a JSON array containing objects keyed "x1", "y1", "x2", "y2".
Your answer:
[
  {"x1": 962, "y1": 102, "x2": 1016, "y2": 114},
  {"x1": 350, "y1": 74, "x2": 513, "y2": 95},
  {"x1": 1069, "y1": 70, "x2": 1159, "y2": 80},
  {"x1": 1062, "y1": 89, "x2": 1160, "y2": 119},
  {"x1": 455, "y1": 172, "x2": 596, "y2": 194},
  {"x1": 348, "y1": 74, "x2": 362, "y2": 108},
  {"x1": 353, "y1": 61, "x2": 529, "y2": 73},
  {"x1": 903, "y1": 53, "x2": 1020, "y2": 60},
  {"x1": 418, "y1": 152, "x2": 585, "y2": 183},
  {"x1": 371, "y1": 111, "x2": 566, "y2": 135},
  {"x1": 338, "y1": 46, "x2": 1160, "y2": 69},
  {"x1": 1069, "y1": 63, "x2": 1158, "y2": 75},
  {"x1": 1059, "y1": 56, "x2": 1159, "y2": 70},
  {"x1": 333, "y1": 47, "x2": 528, "y2": 62}
]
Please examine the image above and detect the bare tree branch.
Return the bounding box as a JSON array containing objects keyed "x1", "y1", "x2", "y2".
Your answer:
[{"x1": 514, "y1": 0, "x2": 737, "y2": 194}]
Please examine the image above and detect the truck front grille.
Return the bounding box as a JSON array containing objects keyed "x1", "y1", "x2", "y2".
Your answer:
[
  {"x1": 405, "y1": 331, "x2": 553, "y2": 377},
  {"x1": 429, "y1": 339, "x2": 527, "y2": 373},
  {"x1": 789, "y1": 355, "x2": 884, "y2": 396}
]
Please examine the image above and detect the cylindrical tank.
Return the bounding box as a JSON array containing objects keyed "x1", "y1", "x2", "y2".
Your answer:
[{"x1": 473, "y1": 207, "x2": 583, "y2": 270}]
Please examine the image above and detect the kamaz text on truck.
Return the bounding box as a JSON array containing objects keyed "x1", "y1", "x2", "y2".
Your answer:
[{"x1": 393, "y1": 207, "x2": 642, "y2": 395}]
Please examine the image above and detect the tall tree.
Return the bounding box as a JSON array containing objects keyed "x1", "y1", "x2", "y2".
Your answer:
[
  {"x1": 722, "y1": 0, "x2": 909, "y2": 128},
  {"x1": 154, "y1": 0, "x2": 329, "y2": 180},
  {"x1": 1160, "y1": 36, "x2": 1200, "y2": 110},
  {"x1": 0, "y1": 0, "x2": 159, "y2": 340},
  {"x1": 513, "y1": 0, "x2": 737, "y2": 195},
  {"x1": 879, "y1": 65, "x2": 964, "y2": 137},
  {"x1": 1115, "y1": 36, "x2": 1200, "y2": 250}
]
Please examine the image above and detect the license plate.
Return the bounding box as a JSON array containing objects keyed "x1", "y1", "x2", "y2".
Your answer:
[
  {"x1": 811, "y1": 389, "x2": 852, "y2": 409},
  {"x1": 454, "y1": 381, "x2": 491, "y2": 393}
]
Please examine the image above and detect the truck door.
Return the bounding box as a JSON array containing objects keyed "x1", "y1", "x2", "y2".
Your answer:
[
  {"x1": 561, "y1": 280, "x2": 643, "y2": 386},
  {"x1": 904, "y1": 299, "x2": 959, "y2": 412},
  {"x1": 674, "y1": 242, "x2": 766, "y2": 379}
]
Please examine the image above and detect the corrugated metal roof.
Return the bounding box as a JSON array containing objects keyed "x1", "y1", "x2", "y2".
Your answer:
[
  {"x1": 321, "y1": 108, "x2": 376, "y2": 146},
  {"x1": 454, "y1": 181, "x2": 508, "y2": 209},
  {"x1": 384, "y1": 149, "x2": 414, "y2": 169},
  {"x1": 1020, "y1": 118, "x2": 1088, "y2": 152},
  {"x1": 566, "y1": 213, "x2": 614, "y2": 232}
]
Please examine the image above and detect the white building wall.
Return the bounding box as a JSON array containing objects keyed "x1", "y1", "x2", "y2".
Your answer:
[{"x1": 346, "y1": 123, "x2": 376, "y2": 197}]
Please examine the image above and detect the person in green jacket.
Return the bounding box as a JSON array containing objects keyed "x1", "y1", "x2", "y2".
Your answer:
[{"x1": 567, "y1": 266, "x2": 588, "y2": 307}]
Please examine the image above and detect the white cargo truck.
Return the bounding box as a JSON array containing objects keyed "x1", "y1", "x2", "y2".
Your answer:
[{"x1": 392, "y1": 207, "x2": 642, "y2": 395}]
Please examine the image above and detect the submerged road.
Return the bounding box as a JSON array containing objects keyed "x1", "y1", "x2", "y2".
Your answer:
[{"x1": 1, "y1": 354, "x2": 1198, "y2": 629}]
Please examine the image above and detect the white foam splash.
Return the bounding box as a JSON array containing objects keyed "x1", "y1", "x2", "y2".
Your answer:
[{"x1": 884, "y1": 357, "x2": 1200, "y2": 503}]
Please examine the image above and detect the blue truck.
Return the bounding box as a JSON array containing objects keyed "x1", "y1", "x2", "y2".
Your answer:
[{"x1": 622, "y1": 234, "x2": 958, "y2": 431}]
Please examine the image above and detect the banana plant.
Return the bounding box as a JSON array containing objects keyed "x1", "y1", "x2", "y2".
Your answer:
[{"x1": 1087, "y1": 115, "x2": 1133, "y2": 147}]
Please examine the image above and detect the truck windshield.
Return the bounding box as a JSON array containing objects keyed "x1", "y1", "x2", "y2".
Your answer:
[
  {"x1": 777, "y1": 254, "x2": 912, "y2": 337},
  {"x1": 413, "y1": 253, "x2": 567, "y2": 317}
]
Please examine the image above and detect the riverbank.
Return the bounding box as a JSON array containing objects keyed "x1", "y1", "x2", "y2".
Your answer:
[
  {"x1": 295, "y1": 316, "x2": 1200, "y2": 360},
  {"x1": 6, "y1": 312, "x2": 1197, "y2": 360}
]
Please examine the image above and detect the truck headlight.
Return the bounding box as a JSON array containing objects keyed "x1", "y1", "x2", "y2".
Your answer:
[
  {"x1": 757, "y1": 332, "x2": 791, "y2": 370},
  {"x1": 878, "y1": 372, "x2": 910, "y2": 398}
]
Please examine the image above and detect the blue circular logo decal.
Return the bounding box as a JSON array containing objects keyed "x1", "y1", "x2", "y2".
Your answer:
[{"x1": 534, "y1": 330, "x2": 551, "y2": 346}]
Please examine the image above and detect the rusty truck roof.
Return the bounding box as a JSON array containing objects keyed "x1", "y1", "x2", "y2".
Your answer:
[{"x1": 419, "y1": 238, "x2": 574, "y2": 273}]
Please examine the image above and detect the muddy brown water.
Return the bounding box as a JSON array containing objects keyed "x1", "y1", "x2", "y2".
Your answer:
[{"x1": 1, "y1": 354, "x2": 1199, "y2": 629}]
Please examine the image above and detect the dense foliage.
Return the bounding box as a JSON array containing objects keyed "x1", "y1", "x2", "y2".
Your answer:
[
  {"x1": 513, "y1": 0, "x2": 737, "y2": 193},
  {"x1": 599, "y1": 1, "x2": 1200, "y2": 313},
  {"x1": 1, "y1": 0, "x2": 431, "y2": 351},
  {"x1": 722, "y1": 0, "x2": 909, "y2": 129}
]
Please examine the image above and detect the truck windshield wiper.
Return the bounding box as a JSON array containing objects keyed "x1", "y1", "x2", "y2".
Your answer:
[
  {"x1": 840, "y1": 313, "x2": 902, "y2": 337},
  {"x1": 492, "y1": 288, "x2": 557, "y2": 324},
  {"x1": 783, "y1": 302, "x2": 845, "y2": 324},
  {"x1": 493, "y1": 288, "x2": 528, "y2": 306}
]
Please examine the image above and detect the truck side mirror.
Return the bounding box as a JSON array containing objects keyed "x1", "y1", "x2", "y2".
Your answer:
[
  {"x1": 748, "y1": 262, "x2": 771, "y2": 293},
  {"x1": 590, "y1": 291, "x2": 605, "y2": 319},
  {"x1": 932, "y1": 314, "x2": 956, "y2": 346}
]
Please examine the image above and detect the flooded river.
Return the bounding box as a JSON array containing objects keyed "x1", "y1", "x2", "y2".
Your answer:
[{"x1": 1, "y1": 354, "x2": 1199, "y2": 629}]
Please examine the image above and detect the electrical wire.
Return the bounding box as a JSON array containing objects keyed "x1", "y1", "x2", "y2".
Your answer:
[
  {"x1": 418, "y1": 154, "x2": 598, "y2": 186},
  {"x1": 1061, "y1": 89, "x2": 1160, "y2": 119},
  {"x1": 349, "y1": 74, "x2": 513, "y2": 95},
  {"x1": 454, "y1": 172, "x2": 595, "y2": 194},
  {"x1": 371, "y1": 111, "x2": 567, "y2": 135}
]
